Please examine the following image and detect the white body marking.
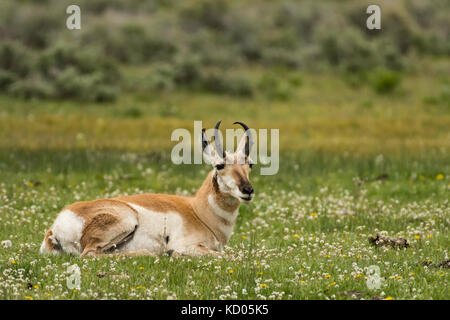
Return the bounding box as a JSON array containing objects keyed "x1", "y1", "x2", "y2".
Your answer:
[
  {"x1": 41, "y1": 210, "x2": 84, "y2": 255},
  {"x1": 120, "y1": 203, "x2": 198, "y2": 255}
]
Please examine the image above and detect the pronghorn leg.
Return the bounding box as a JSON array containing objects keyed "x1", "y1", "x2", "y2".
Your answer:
[
  {"x1": 80, "y1": 211, "x2": 138, "y2": 257},
  {"x1": 83, "y1": 248, "x2": 157, "y2": 258},
  {"x1": 183, "y1": 244, "x2": 225, "y2": 258}
]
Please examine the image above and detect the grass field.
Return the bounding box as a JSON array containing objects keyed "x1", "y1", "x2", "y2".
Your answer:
[{"x1": 0, "y1": 70, "x2": 448, "y2": 300}]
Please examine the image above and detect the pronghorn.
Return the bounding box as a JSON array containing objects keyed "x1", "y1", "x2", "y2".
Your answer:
[{"x1": 40, "y1": 121, "x2": 255, "y2": 258}]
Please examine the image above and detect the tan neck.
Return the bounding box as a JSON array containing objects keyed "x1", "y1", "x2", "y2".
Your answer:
[{"x1": 191, "y1": 171, "x2": 240, "y2": 246}]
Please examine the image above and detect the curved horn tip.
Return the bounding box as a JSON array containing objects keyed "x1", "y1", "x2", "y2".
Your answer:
[
  {"x1": 215, "y1": 120, "x2": 222, "y2": 129},
  {"x1": 233, "y1": 121, "x2": 250, "y2": 131}
]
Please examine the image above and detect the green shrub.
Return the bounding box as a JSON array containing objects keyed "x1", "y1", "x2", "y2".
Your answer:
[
  {"x1": 200, "y1": 70, "x2": 253, "y2": 97},
  {"x1": 8, "y1": 75, "x2": 55, "y2": 99},
  {"x1": 0, "y1": 41, "x2": 34, "y2": 77},
  {"x1": 180, "y1": 0, "x2": 228, "y2": 31},
  {"x1": 173, "y1": 54, "x2": 203, "y2": 86},
  {"x1": 0, "y1": 70, "x2": 17, "y2": 90},
  {"x1": 34, "y1": 43, "x2": 120, "y2": 101},
  {"x1": 257, "y1": 73, "x2": 294, "y2": 101},
  {"x1": 147, "y1": 64, "x2": 176, "y2": 91},
  {"x1": 370, "y1": 70, "x2": 402, "y2": 94}
]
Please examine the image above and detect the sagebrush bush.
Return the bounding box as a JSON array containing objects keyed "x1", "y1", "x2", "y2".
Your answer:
[
  {"x1": 8, "y1": 75, "x2": 55, "y2": 99},
  {"x1": 257, "y1": 73, "x2": 297, "y2": 101},
  {"x1": 200, "y1": 70, "x2": 253, "y2": 97},
  {"x1": 0, "y1": 41, "x2": 34, "y2": 78},
  {"x1": 370, "y1": 69, "x2": 402, "y2": 94},
  {"x1": 0, "y1": 41, "x2": 120, "y2": 101},
  {"x1": 0, "y1": 0, "x2": 448, "y2": 100}
]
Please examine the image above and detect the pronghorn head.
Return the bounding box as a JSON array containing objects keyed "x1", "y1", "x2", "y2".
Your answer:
[{"x1": 202, "y1": 121, "x2": 255, "y2": 203}]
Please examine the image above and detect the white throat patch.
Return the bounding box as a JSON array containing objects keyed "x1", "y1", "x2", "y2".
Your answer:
[{"x1": 208, "y1": 194, "x2": 238, "y2": 223}]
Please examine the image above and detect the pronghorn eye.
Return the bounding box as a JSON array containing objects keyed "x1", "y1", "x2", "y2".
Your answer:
[
  {"x1": 215, "y1": 164, "x2": 225, "y2": 170},
  {"x1": 249, "y1": 163, "x2": 254, "y2": 169}
]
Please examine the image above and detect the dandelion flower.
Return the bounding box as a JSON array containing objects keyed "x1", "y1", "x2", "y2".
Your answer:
[
  {"x1": 385, "y1": 297, "x2": 393, "y2": 300},
  {"x1": 436, "y1": 174, "x2": 444, "y2": 180},
  {"x1": 260, "y1": 284, "x2": 267, "y2": 289}
]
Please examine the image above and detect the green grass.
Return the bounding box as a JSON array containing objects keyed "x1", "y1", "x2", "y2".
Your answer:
[
  {"x1": 0, "y1": 71, "x2": 448, "y2": 300},
  {"x1": 0, "y1": 150, "x2": 448, "y2": 300}
]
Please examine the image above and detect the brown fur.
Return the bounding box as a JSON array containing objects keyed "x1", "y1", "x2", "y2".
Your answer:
[
  {"x1": 65, "y1": 199, "x2": 139, "y2": 256},
  {"x1": 44, "y1": 230, "x2": 57, "y2": 252}
]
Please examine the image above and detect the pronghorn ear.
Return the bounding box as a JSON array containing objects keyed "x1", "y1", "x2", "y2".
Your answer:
[
  {"x1": 201, "y1": 128, "x2": 215, "y2": 165},
  {"x1": 234, "y1": 122, "x2": 253, "y2": 163},
  {"x1": 236, "y1": 133, "x2": 249, "y2": 158}
]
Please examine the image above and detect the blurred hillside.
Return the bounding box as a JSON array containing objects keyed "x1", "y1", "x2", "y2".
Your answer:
[{"x1": 0, "y1": 0, "x2": 449, "y2": 102}]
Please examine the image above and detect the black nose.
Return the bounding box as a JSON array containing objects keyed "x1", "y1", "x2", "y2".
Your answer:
[{"x1": 241, "y1": 184, "x2": 254, "y2": 195}]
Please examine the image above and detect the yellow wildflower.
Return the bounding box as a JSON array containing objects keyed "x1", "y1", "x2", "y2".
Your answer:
[
  {"x1": 436, "y1": 174, "x2": 444, "y2": 180},
  {"x1": 260, "y1": 284, "x2": 267, "y2": 289}
]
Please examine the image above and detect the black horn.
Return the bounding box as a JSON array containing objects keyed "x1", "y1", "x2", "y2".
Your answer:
[
  {"x1": 234, "y1": 121, "x2": 253, "y2": 156},
  {"x1": 214, "y1": 120, "x2": 226, "y2": 159}
]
